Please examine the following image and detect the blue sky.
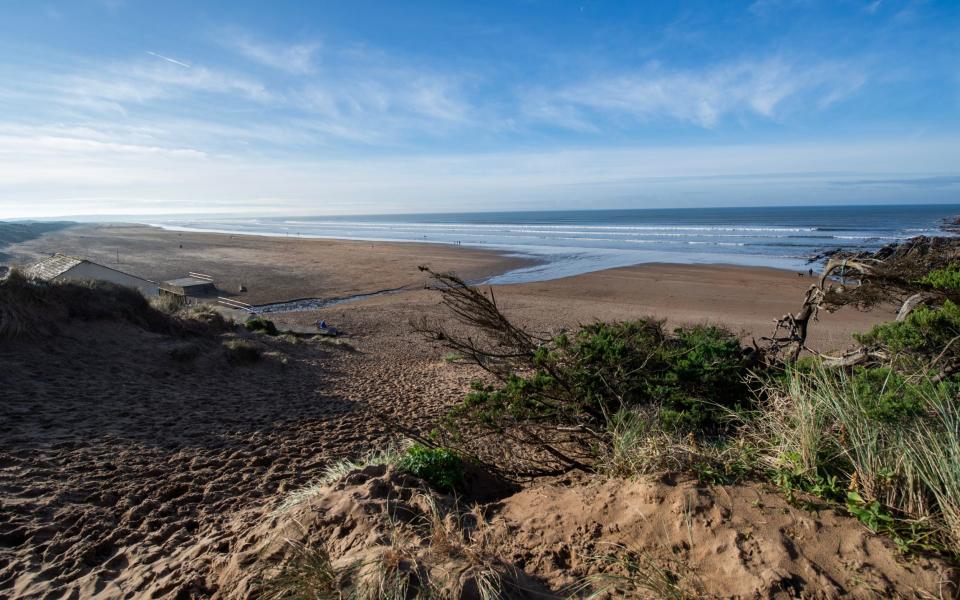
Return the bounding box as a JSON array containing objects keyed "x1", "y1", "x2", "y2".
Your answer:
[{"x1": 0, "y1": 0, "x2": 958, "y2": 218}]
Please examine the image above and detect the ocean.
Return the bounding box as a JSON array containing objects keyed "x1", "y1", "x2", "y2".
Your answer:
[{"x1": 151, "y1": 204, "x2": 960, "y2": 284}]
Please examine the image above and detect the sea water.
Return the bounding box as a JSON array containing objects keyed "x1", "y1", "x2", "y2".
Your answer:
[{"x1": 151, "y1": 204, "x2": 959, "y2": 284}]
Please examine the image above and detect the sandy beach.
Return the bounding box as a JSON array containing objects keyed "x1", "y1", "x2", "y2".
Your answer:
[
  {"x1": 0, "y1": 224, "x2": 925, "y2": 598},
  {"x1": 7, "y1": 223, "x2": 888, "y2": 347}
]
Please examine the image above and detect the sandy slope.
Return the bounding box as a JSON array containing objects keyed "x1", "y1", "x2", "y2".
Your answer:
[
  {"x1": 221, "y1": 464, "x2": 957, "y2": 598},
  {"x1": 0, "y1": 303, "x2": 489, "y2": 598}
]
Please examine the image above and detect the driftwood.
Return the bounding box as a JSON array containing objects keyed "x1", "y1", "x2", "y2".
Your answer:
[
  {"x1": 760, "y1": 255, "x2": 929, "y2": 364},
  {"x1": 896, "y1": 292, "x2": 938, "y2": 321},
  {"x1": 764, "y1": 239, "x2": 959, "y2": 368}
]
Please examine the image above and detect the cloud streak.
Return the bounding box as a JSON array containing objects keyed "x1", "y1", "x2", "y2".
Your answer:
[
  {"x1": 146, "y1": 51, "x2": 191, "y2": 69},
  {"x1": 530, "y1": 57, "x2": 867, "y2": 129},
  {"x1": 226, "y1": 34, "x2": 321, "y2": 74}
]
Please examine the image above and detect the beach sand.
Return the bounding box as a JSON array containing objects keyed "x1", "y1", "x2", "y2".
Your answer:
[
  {"x1": 0, "y1": 224, "x2": 911, "y2": 598},
  {"x1": 7, "y1": 223, "x2": 888, "y2": 347},
  {"x1": 5, "y1": 224, "x2": 533, "y2": 304}
]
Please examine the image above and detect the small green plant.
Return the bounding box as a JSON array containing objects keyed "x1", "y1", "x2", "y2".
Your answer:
[
  {"x1": 398, "y1": 445, "x2": 464, "y2": 492},
  {"x1": 846, "y1": 491, "x2": 895, "y2": 532},
  {"x1": 246, "y1": 317, "x2": 279, "y2": 336},
  {"x1": 224, "y1": 339, "x2": 262, "y2": 365}
]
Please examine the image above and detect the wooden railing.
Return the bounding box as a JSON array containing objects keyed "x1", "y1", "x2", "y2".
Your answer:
[{"x1": 217, "y1": 297, "x2": 254, "y2": 312}]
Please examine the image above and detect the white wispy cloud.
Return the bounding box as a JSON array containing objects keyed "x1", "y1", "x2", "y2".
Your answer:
[
  {"x1": 529, "y1": 57, "x2": 867, "y2": 129},
  {"x1": 295, "y1": 69, "x2": 470, "y2": 133},
  {"x1": 55, "y1": 60, "x2": 276, "y2": 112},
  {"x1": 227, "y1": 34, "x2": 321, "y2": 74},
  {"x1": 0, "y1": 127, "x2": 956, "y2": 218}
]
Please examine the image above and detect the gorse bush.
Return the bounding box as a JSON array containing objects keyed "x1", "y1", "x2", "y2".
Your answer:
[
  {"x1": 455, "y1": 320, "x2": 751, "y2": 436},
  {"x1": 847, "y1": 367, "x2": 943, "y2": 423},
  {"x1": 398, "y1": 445, "x2": 464, "y2": 492},
  {"x1": 920, "y1": 262, "x2": 960, "y2": 293},
  {"x1": 422, "y1": 264, "x2": 960, "y2": 554},
  {"x1": 856, "y1": 300, "x2": 960, "y2": 361}
]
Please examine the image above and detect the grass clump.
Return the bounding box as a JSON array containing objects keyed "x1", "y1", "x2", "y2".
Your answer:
[
  {"x1": 224, "y1": 339, "x2": 262, "y2": 365},
  {"x1": 579, "y1": 546, "x2": 704, "y2": 600},
  {"x1": 398, "y1": 445, "x2": 464, "y2": 492},
  {"x1": 276, "y1": 447, "x2": 402, "y2": 514},
  {"x1": 754, "y1": 366, "x2": 960, "y2": 554},
  {"x1": 268, "y1": 493, "x2": 529, "y2": 599},
  {"x1": 259, "y1": 542, "x2": 341, "y2": 600},
  {"x1": 181, "y1": 305, "x2": 233, "y2": 333},
  {"x1": 246, "y1": 316, "x2": 279, "y2": 336},
  {"x1": 314, "y1": 337, "x2": 356, "y2": 352},
  {"x1": 150, "y1": 293, "x2": 184, "y2": 315},
  {"x1": 0, "y1": 269, "x2": 172, "y2": 340}
]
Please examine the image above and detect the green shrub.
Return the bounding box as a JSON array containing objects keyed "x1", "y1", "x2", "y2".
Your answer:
[
  {"x1": 224, "y1": 339, "x2": 261, "y2": 365},
  {"x1": 453, "y1": 320, "x2": 751, "y2": 435},
  {"x1": 920, "y1": 263, "x2": 960, "y2": 292},
  {"x1": 398, "y1": 444, "x2": 464, "y2": 492},
  {"x1": 245, "y1": 317, "x2": 279, "y2": 336},
  {"x1": 848, "y1": 367, "x2": 932, "y2": 423},
  {"x1": 855, "y1": 300, "x2": 960, "y2": 362}
]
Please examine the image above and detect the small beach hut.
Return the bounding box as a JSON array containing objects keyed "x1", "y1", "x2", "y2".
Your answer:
[
  {"x1": 23, "y1": 253, "x2": 160, "y2": 297},
  {"x1": 159, "y1": 275, "x2": 217, "y2": 300}
]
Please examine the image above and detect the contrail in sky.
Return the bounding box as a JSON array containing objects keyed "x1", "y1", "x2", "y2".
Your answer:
[{"x1": 146, "y1": 51, "x2": 191, "y2": 68}]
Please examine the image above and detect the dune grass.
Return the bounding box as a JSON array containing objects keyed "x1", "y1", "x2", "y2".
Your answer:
[
  {"x1": 0, "y1": 269, "x2": 172, "y2": 340},
  {"x1": 275, "y1": 447, "x2": 403, "y2": 514}
]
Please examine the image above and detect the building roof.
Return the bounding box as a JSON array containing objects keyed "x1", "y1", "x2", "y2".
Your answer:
[
  {"x1": 23, "y1": 253, "x2": 157, "y2": 286},
  {"x1": 23, "y1": 253, "x2": 85, "y2": 280}
]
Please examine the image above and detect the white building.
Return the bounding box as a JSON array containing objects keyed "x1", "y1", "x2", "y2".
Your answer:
[{"x1": 23, "y1": 253, "x2": 160, "y2": 298}]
